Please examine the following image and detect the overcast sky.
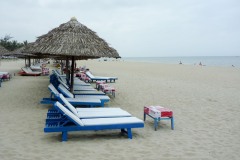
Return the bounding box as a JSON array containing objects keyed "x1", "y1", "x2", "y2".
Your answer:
[{"x1": 1, "y1": 0, "x2": 240, "y2": 57}]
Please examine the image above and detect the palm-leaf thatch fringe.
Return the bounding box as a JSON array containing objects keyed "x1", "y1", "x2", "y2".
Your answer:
[
  {"x1": 0, "y1": 45, "x2": 9, "y2": 56},
  {"x1": 23, "y1": 17, "x2": 120, "y2": 59}
]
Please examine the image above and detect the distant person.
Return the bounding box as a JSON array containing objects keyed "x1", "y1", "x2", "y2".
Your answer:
[
  {"x1": 232, "y1": 65, "x2": 235, "y2": 67},
  {"x1": 179, "y1": 61, "x2": 182, "y2": 64},
  {"x1": 199, "y1": 62, "x2": 202, "y2": 66}
]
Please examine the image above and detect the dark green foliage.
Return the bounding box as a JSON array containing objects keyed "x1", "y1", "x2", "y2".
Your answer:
[{"x1": 0, "y1": 35, "x2": 26, "y2": 51}]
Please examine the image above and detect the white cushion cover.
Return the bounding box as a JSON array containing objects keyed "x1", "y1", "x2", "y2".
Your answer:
[
  {"x1": 76, "y1": 108, "x2": 124, "y2": 112},
  {"x1": 82, "y1": 117, "x2": 143, "y2": 126},
  {"x1": 58, "y1": 84, "x2": 74, "y2": 98},
  {"x1": 59, "y1": 94, "x2": 78, "y2": 116},
  {"x1": 55, "y1": 102, "x2": 84, "y2": 126},
  {"x1": 77, "y1": 111, "x2": 131, "y2": 118},
  {"x1": 48, "y1": 84, "x2": 60, "y2": 95}
]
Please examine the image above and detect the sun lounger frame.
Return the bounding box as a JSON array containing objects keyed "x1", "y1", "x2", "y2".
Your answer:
[
  {"x1": 86, "y1": 71, "x2": 118, "y2": 83},
  {"x1": 44, "y1": 102, "x2": 144, "y2": 141}
]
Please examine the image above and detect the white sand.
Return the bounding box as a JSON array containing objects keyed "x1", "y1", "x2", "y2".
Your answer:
[{"x1": 0, "y1": 59, "x2": 240, "y2": 160}]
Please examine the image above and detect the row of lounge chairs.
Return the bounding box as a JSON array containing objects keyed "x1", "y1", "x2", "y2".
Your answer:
[
  {"x1": 19, "y1": 67, "x2": 42, "y2": 76},
  {"x1": 78, "y1": 70, "x2": 118, "y2": 83},
  {"x1": 43, "y1": 70, "x2": 144, "y2": 141},
  {"x1": 42, "y1": 70, "x2": 110, "y2": 107},
  {"x1": 41, "y1": 84, "x2": 109, "y2": 107},
  {"x1": 19, "y1": 64, "x2": 50, "y2": 76}
]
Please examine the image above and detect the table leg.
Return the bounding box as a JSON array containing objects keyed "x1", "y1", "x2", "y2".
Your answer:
[
  {"x1": 171, "y1": 117, "x2": 174, "y2": 130},
  {"x1": 154, "y1": 118, "x2": 158, "y2": 131}
]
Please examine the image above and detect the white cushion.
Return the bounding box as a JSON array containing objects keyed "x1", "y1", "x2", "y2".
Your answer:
[
  {"x1": 76, "y1": 108, "x2": 123, "y2": 112},
  {"x1": 59, "y1": 94, "x2": 78, "y2": 116},
  {"x1": 82, "y1": 117, "x2": 143, "y2": 126},
  {"x1": 75, "y1": 95, "x2": 110, "y2": 100},
  {"x1": 48, "y1": 84, "x2": 59, "y2": 95},
  {"x1": 77, "y1": 111, "x2": 131, "y2": 118},
  {"x1": 58, "y1": 84, "x2": 74, "y2": 98},
  {"x1": 86, "y1": 71, "x2": 95, "y2": 78},
  {"x1": 55, "y1": 102, "x2": 84, "y2": 126},
  {"x1": 66, "y1": 97, "x2": 101, "y2": 103}
]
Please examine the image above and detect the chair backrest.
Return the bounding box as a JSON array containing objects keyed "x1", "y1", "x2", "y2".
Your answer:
[
  {"x1": 21, "y1": 67, "x2": 29, "y2": 73},
  {"x1": 58, "y1": 84, "x2": 74, "y2": 98},
  {"x1": 57, "y1": 77, "x2": 70, "y2": 88},
  {"x1": 55, "y1": 69, "x2": 61, "y2": 75},
  {"x1": 27, "y1": 67, "x2": 34, "y2": 72},
  {"x1": 86, "y1": 71, "x2": 95, "y2": 78},
  {"x1": 55, "y1": 102, "x2": 84, "y2": 126},
  {"x1": 30, "y1": 65, "x2": 41, "y2": 69},
  {"x1": 58, "y1": 94, "x2": 78, "y2": 116},
  {"x1": 22, "y1": 67, "x2": 36, "y2": 73},
  {"x1": 48, "y1": 84, "x2": 60, "y2": 95},
  {"x1": 52, "y1": 70, "x2": 57, "y2": 75}
]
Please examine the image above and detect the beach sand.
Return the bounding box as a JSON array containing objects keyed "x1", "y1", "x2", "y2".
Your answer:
[{"x1": 0, "y1": 59, "x2": 240, "y2": 160}]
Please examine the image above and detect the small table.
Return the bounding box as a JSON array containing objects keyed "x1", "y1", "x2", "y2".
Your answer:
[
  {"x1": 100, "y1": 84, "x2": 116, "y2": 97},
  {"x1": 96, "y1": 81, "x2": 106, "y2": 90},
  {"x1": 144, "y1": 106, "x2": 174, "y2": 131}
]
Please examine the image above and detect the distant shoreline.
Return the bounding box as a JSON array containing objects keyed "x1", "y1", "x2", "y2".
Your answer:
[{"x1": 119, "y1": 56, "x2": 240, "y2": 68}]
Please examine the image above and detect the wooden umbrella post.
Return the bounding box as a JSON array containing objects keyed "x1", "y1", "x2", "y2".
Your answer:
[{"x1": 70, "y1": 56, "x2": 75, "y2": 93}]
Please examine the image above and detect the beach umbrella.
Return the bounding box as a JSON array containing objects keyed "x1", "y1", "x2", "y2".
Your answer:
[
  {"x1": 0, "y1": 45, "x2": 10, "y2": 58},
  {"x1": 9, "y1": 45, "x2": 47, "y2": 67},
  {"x1": 0, "y1": 45, "x2": 10, "y2": 66},
  {"x1": 23, "y1": 17, "x2": 120, "y2": 92},
  {"x1": 8, "y1": 46, "x2": 32, "y2": 66}
]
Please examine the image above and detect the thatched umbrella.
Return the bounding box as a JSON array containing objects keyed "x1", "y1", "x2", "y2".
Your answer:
[
  {"x1": 24, "y1": 17, "x2": 120, "y2": 92},
  {"x1": 0, "y1": 45, "x2": 9, "y2": 57},
  {"x1": 8, "y1": 45, "x2": 44, "y2": 66},
  {"x1": 8, "y1": 46, "x2": 31, "y2": 66}
]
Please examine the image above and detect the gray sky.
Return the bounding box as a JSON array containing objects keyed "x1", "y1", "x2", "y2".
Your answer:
[{"x1": 1, "y1": 0, "x2": 240, "y2": 57}]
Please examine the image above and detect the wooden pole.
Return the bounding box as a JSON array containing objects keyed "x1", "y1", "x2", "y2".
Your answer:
[
  {"x1": 28, "y1": 56, "x2": 31, "y2": 67},
  {"x1": 66, "y1": 57, "x2": 70, "y2": 86},
  {"x1": 60, "y1": 60, "x2": 63, "y2": 74},
  {"x1": 70, "y1": 56, "x2": 75, "y2": 93}
]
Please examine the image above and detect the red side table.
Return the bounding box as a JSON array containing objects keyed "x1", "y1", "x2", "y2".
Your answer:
[{"x1": 144, "y1": 106, "x2": 174, "y2": 131}]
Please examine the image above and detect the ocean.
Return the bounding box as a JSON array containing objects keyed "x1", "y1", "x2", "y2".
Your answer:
[{"x1": 121, "y1": 56, "x2": 240, "y2": 68}]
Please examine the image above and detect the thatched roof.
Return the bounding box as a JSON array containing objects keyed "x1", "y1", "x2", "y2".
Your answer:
[
  {"x1": 23, "y1": 17, "x2": 120, "y2": 59},
  {"x1": 8, "y1": 45, "x2": 36, "y2": 57},
  {"x1": 6, "y1": 47, "x2": 25, "y2": 58},
  {"x1": 0, "y1": 45, "x2": 9, "y2": 56}
]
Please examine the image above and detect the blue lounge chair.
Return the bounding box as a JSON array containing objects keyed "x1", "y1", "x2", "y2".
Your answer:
[
  {"x1": 58, "y1": 78, "x2": 95, "y2": 91},
  {"x1": 44, "y1": 102, "x2": 144, "y2": 141},
  {"x1": 58, "y1": 76, "x2": 91, "y2": 86},
  {"x1": 56, "y1": 84, "x2": 109, "y2": 100},
  {"x1": 41, "y1": 84, "x2": 108, "y2": 107},
  {"x1": 58, "y1": 84, "x2": 106, "y2": 96},
  {"x1": 86, "y1": 71, "x2": 118, "y2": 83},
  {"x1": 47, "y1": 94, "x2": 131, "y2": 119},
  {"x1": 52, "y1": 69, "x2": 91, "y2": 86},
  {"x1": 54, "y1": 83, "x2": 108, "y2": 101},
  {"x1": 19, "y1": 67, "x2": 42, "y2": 76}
]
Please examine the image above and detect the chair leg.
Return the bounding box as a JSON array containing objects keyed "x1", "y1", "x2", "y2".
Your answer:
[
  {"x1": 154, "y1": 119, "x2": 158, "y2": 131},
  {"x1": 171, "y1": 117, "x2": 174, "y2": 130},
  {"x1": 121, "y1": 129, "x2": 127, "y2": 135},
  {"x1": 113, "y1": 91, "x2": 115, "y2": 97},
  {"x1": 127, "y1": 128, "x2": 132, "y2": 139},
  {"x1": 62, "y1": 131, "x2": 68, "y2": 141},
  {"x1": 100, "y1": 102, "x2": 104, "y2": 107},
  {"x1": 143, "y1": 113, "x2": 146, "y2": 121}
]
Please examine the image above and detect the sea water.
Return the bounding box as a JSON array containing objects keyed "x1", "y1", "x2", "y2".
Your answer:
[{"x1": 121, "y1": 56, "x2": 240, "y2": 68}]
